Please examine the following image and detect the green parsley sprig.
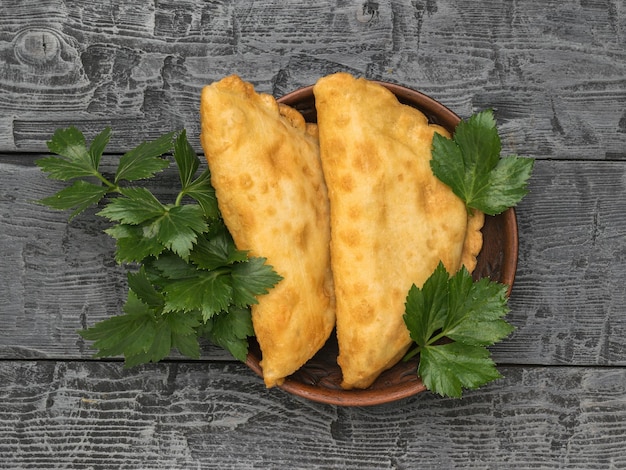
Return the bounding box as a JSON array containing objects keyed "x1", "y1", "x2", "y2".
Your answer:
[
  {"x1": 36, "y1": 127, "x2": 282, "y2": 366},
  {"x1": 430, "y1": 109, "x2": 534, "y2": 215},
  {"x1": 403, "y1": 263, "x2": 514, "y2": 398}
]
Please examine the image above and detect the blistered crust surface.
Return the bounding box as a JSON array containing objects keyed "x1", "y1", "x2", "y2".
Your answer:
[{"x1": 199, "y1": 75, "x2": 335, "y2": 387}]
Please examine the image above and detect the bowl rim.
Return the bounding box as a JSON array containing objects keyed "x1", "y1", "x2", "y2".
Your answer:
[{"x1": 245, "y1": 80, "x2": 519, "y2": 406}]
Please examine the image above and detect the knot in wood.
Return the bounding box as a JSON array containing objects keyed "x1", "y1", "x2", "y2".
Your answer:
[
  {"x1": 356, "y1": 1, "x2": 380, "y2": 23},
  {"x1": 13, "y1": 27, "x2": 62, "y2": 65}
]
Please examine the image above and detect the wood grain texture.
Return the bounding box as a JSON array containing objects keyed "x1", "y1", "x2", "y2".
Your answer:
[
  {"x1": 498, "y1": 160, "x2": 626, "y2": 366},
  {"x1": 0, "y1": 0, "x2": 624, "y2": 158},
  {"x1": 0, "y1": 360, "x2": 625, "y2": 469},
  {"x1": 2, "y1": 157, "x2": 625, "y2": 367}
]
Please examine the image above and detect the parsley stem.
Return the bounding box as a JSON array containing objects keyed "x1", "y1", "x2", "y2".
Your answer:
[
  {"x1": 404, "y1": 329, "x2": 450, "y2": 362},
  {"x1": 427, "y1": 330, "x2": 448, "y2": 346},
  {"x1": 94, "y1": 171, "x2": 117, "y2": 191},
  {"x1": 174, "y1": 191, "x2": 185, "y2": 206},
  {"x1": 403, "y1": 346, "x2": 421, "y2": 361}
]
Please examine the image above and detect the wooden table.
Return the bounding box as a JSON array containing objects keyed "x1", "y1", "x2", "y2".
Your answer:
[{"x1": 1, "y1": 1, "x2": 625, "y2": 468}]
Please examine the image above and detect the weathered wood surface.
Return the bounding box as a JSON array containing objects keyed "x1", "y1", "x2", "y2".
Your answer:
[
  {"x1": 1, "y1": 361, "x2": 625, "y2": 469},
  {"x1": 0, "y1": 0, "x2": 624, "y2": 159},
  {"x1": 1, "y1": 0, "x2": 626, "y2": 468}
]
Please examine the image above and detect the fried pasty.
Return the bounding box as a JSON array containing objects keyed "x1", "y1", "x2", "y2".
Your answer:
[
  {"x1": 199, "y1": 75, "x2": 335, "y2": 388},
  {"x1": 313, "y1": 72, "x2": 484, "y2": 389}
]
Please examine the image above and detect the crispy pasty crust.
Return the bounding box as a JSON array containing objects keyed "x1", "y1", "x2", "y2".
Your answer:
[
  {"x1": 199, "y1": 75, "x2": 335, "y2": 387},
  {"x1": 313, "y1": 72, "x2": 484, "y2": 389}
]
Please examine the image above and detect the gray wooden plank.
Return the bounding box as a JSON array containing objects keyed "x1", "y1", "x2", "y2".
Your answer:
[
  {"x1": 0, "y1": 360, "x2": 624, "y2": 469},
  {"x1": 0, "y1": 0, "x2": 624, "y2": 158},
  {"x1": 496, "y1": 159, "x2": 626, "y2": 366},
  {"x1": 1, "y1": 156, "x2": 625, "y2": 367}
]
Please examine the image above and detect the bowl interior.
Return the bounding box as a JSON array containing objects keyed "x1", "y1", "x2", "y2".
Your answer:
[{"x1": 245, "y1": 82, "x2": 518, "y2": 406}]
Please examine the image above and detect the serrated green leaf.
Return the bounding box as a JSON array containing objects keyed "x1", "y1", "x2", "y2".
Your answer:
[
  {"x1": 105, "y1": 224, "x2": 165, "y2": 263},
  {"x1": 473, "y1": 156, "x2": 534, "y2": 215},
  {"x1": 123, "y1": 326, "x2": 171, "y2": 368},
  {"x1": 190, "y1": 224, "x2": 248, "y2": 270},
  {"x1": 230, "y1": 257, "x2": 283, "y2": 306},
  {"x1": 448, "y1": 317, "x2": 515, "y2": 348},
  {"x1": 403, "y1": 260, "x2": 513, "y2": 397},
  {"x1": 39, "y1": 127, "x2": 105, "y2": 181},
  {"x1": 97, "y1": 187, "x2": 165, "y2": 224},
  {"x1": 119, "y1": 310, "x2": 202, "y2": 367},
  {"x1": 403, "y1": 262, "x2": 449, "y2": 347},
  {"x1": 35, "y1": 156, "x2": 99, "y2": 181},
  {"x1": 150, "y1": 251, "x2": 199, "y2": 279},
  {"x1": 431, "y1": 133, "x2": 469, "y2": 194},
  {"x1": 453, "y1": 110, "x2": 501, "y2": 171},
  {"x1": 155, "y1": 204, "x2": 208, "y2": 259},
  {"x1": 202, "y1": 307, "x2": 254, "y2": 361},
  {"x1": 171, "y1": 329, "x2": 201, "y2": 359},
  {"x1": 46, "y1": 126, "x2": 88, "y2": 162},
  {"x1": 444, "y1": 271, "x2": 512, "y2": 346},
  {"x1": 184, "y1": 169, "x2": 219, "y2": 219},
  {"x1": 79, "y1": 292, "x2": 156, "y2": 359},
  {"x1": 127, "y1": 266, "x2": 164, "y2": 309},
  {"x1": 79, "y1": 289, "x2": 203, "y2": 367},
  {"x1": 173, "y1": 130, "x2": 200, "y2": 189},
  {"x1": 430, "y1": 109, "x2": 534, "y2": 215},
  {"x1": 163, "y1": 270, "x2": 233, "y2": 321},
  {"x1": 114, "y1": 132, "x2": 174, "y2": 183},
  {"x1": 168, "y1": 310, "x2": 202, "y2": 358},
  {"x1": 419, "y1": 342, "x2": 502, "y2": 398},
  {"x1": 116, "y1": 233, "x2": 165, "y2": 263},
  {"x1": 88, "y1": 127, "x2": 111, "y2": 169},
  {"x1": 37, "y1": 180, "x2": 108, "y2": 220},
  {"x1": 167, "y1": 309, "x2": 203, "y2": 336}
]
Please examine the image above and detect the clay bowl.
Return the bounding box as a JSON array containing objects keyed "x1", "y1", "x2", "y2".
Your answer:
[{"x1": 245, "y1": 81, "x2": 518, "y2": 406}]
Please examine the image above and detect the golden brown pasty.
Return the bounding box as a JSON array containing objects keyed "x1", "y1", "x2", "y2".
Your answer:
[
  {"x1": 199, "y1": 75, "x2": 335, "y2": 387},
  {"x1": 313, "y1": 72, "x2": 484, "y2": 389}
]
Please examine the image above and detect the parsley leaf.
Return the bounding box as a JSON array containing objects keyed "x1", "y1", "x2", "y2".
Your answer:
[
  {"x1": 231, "y1": 257, "x2": 283, "y2": 306},
  {"x1": 184, "y1": 169, "x2": 219, "y2": 219},
  {"x1": 154, "y1": 204, "x2": 208, "y2": 260},
  {"x1": 127, "y1": 267, "x2": 165, "y2": 310},
  {"x1": 189, "y1": 224, "x2": 248, "y2": 270},
  {"x1": 114, "y1": 132, "x2": 174, "y2": 183},
  {"x1": 79, "y1": 290, "x2": 203, "y2": 368},
  {"x1": 444, "y1": 275, "x2": 513, "y2": 346},
  {"x1": 199, "y1": 306, "x2": 255, "y2": 362},
  {"x1": 79, "y1": 291, "x2": 159, "y2": 360},
  {"x1": 38, "y1": 127, "x2": 105, "y2": 180},
  {"x1": 97, "y1": 187, "x2": 166, "y2": 224},
  {"x1": 88, "y1": 127, "x2": 111, "y2": 169},
  {"x1": 104, "y1": 223, "x2": 165, "y2": 263},
  {"x1": 163, "y1": 270, "x2": 233, "y2": 321},
  {"x1": 419, "y1": 342, "x2": 502, "y2": 399},
  {"x1": 100, "y1": 193, "x2": 208, "y2": 261},
  {"x1": 172, "y1": 130, "x2": 219, "y2": 218},
  {"x1": 402, "y1": 266, "x2": 449, "y2": 347},
  {"x1": 403, "y1": 262, "x2": 513, "y2": 398},
  {"x1": 173, "y1": 130, "x2": 199, "y2": 189},
  {"x1": 37, "y1": 180, "x2": 109, "y2": 220},
  {"x1": 431, "y1": 109, "x2": 534, "y2": 215}
]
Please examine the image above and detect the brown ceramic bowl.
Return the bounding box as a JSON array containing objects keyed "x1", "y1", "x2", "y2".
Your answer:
[{"x1": 245, "y1": 81, "x2": 518, "y2": 406}]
